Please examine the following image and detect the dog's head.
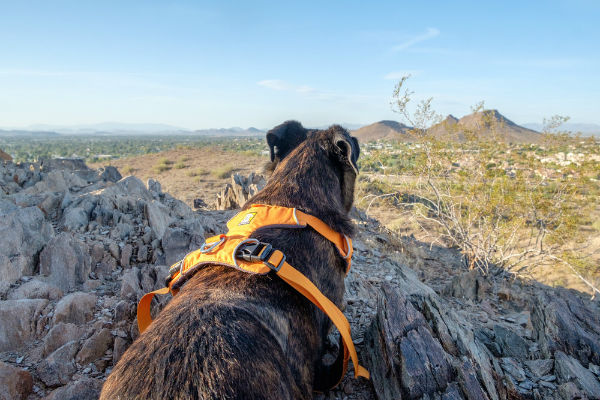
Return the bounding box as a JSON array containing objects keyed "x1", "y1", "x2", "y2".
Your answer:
[{"x1": 263, "y1": 120, "x2": 360, "y2": 213}]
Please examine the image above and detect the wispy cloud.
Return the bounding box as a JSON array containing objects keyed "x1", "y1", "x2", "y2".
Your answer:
[
  {"x1": 258, "y1": 79, "x2": 318, "y2": 95},
  {"x1": 391, "y1": 28, "x2": 440, "y2": 52},
  {"x1": 384, "y1": 70, "x2": 422, "y2": 80}
]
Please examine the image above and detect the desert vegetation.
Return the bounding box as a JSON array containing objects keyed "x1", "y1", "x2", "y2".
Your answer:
[{"x1": 356, "y1": 77, "x2": 600, "y2": 296}]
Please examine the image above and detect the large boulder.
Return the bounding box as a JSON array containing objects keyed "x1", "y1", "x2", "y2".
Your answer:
[
  {"x1": 39, "y1": 233, "x2": 91, "y2": 291},
  {"x1": 144, "y1": 200, "x2": 173, "y2": 240},
  {"x1": 0, "y1": 361, "x2": 32, "y2": 400},
  {"x1": 52, "y1": 292, "x2": 96, "y2": 325},
  {"x1": 36, "y1": 341, "x2": 79, "y2": 387},
  {"x1": 7, "y1": 278, "x2": 63, "y2": 300},
  {"x1": 0, "y1": 206, "x2": 54, "y2": 289},
  {"x1": 43, "y1": 377, "x2": 103, "y2": 400},
  {"x1": 0, "y1": 299, "x2": 49, "y2": 351}
]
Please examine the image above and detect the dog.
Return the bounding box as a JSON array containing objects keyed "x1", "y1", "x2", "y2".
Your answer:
[{"x1": 100, "y1": 121, "x2": 361, "y2": 400}]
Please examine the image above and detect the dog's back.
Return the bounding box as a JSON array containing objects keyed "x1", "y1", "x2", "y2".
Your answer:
[{"x1": 101, "y1": 122, "x2": 360, "y2": 399}]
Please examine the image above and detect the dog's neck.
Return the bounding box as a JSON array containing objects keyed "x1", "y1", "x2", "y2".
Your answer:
[{"x1": 248, "y1": 142, "x2": 355, "y2": 237}]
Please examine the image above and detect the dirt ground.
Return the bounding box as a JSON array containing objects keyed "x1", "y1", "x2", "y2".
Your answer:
[{"x1": 90, "y1": 146, "x2": 268, "y2": 208}]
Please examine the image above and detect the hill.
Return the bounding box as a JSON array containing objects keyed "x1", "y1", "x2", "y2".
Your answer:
[
  {"x1": 430, "y1": 109, "x2": 542, "y2": 143},
  {"x1": 351, "y1": 120, "x2": 411, "y2": 142}
]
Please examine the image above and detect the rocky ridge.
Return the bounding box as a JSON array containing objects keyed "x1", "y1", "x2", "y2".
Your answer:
[{"x1": 0, "y1": 158, "x2": 598, "y2": 400}]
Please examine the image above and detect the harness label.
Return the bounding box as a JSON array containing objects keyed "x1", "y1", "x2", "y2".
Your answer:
[{"x1": 238, "y1": 212, "x2": 257, "y2": 225}]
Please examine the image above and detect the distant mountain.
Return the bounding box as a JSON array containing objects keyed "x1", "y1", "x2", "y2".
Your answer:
[
  {"x1": 522, "y1": 122, "x2": 600, "y2": 136},
  {"x1": 0, "y1": 129, "x2": 60, "y2": 138},
  {"x1": 24, "y1": 122, "x2": 187, "y2": 134},
  {"x1": 429, "y1": 110, "x2": 542, "y2": 143},
  {"x1": 192, "y1": 127, "x2": 264, "y2": 137},
  {"x1": 351, "y1": 120, "x2": 412, "y2": 142}
]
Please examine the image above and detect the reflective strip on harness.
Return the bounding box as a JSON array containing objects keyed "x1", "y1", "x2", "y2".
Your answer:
[{"x1": 136, "y1": 204, "x2": 369, "y2": 386}]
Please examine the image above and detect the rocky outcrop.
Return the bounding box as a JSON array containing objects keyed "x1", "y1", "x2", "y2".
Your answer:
[
  {"x1": 215, "y1": 173, "x2": 266, "y2": 210},
  {"x1": 1, "y1": 157, "x2": 599, "y2": 400}
]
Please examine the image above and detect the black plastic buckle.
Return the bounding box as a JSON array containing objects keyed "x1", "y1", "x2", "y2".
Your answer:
[{"x1": 235, "y1": 241, "x2": 286, "y2": 272}]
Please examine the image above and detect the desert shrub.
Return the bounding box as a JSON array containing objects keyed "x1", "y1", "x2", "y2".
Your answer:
[
  {"x1": 186, "y1": 168, "x2": 209, "y2": 177},
  {"x1": 386, "y1": 76, "x2": 599, "y2": 297},
  {"x1": 211, "y1": 164, "x2": 236, "y2": 179},
  {"x1": 122, "y1": 165, "x2": 135, "y2": 174},
  {"x1": 174, "y1": 161, "x2": 186, "y2": 169}
]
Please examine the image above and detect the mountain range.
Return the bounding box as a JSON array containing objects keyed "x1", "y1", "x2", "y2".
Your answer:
[{"x1": 352, "y1": 110, "x2": 543, "y2": 143}]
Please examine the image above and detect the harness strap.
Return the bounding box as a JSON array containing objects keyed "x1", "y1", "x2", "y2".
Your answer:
[{"x1": 137, "y1": 249, "x2": 369, "y2": 382}]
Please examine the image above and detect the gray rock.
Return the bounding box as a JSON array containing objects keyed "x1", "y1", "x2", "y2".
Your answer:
[
  {"x1": 442, "y1": 269, "x2": 490, "y2": 301},
  {"x1": 52, "y1": 292, "x2": 96, "y2": 325},
  {"x1": 112, "y1": 336, "x2": 129, "y2": 365},
  {"x1": 558, "y1": 382, "x2": 584, "y2": 400},
  {"x1": 7, "y1": 278, "x2": 63, "y2": 300},
  {"x1": 162, "y1": 227, "x2": 191, "y2": 265},
  {"x1": 532, "y1": 288, "x2": 600, "y2": 366},
  {"x1": 76, "y1": 328, "x2": 113, "y2": 366},
  {"x1": 108, "y1": 242, "x2": 120, "y2": 260},
  {"x1": 39, "y1": 232, "x2": 91, "y2": 291},
  {"x1": 62, "y1": 206, "x2": 89, "y2": 231},
  {"x1": 137, "y1": 245, "x2": 149, "y2": 263},
  {"x1": 145, "y1": 200, "x2": 172, "y2": 240},
  {"x1": 147, "y1": 178, "x2": 161, "y2": 194},
  {"x1": 0, "y1": 360, "x2": 33, "y2": 400},
  {"x1": 0, "y1": 206, "x2": 54, "y2": 286},
  {"x1": 36, "y1": 341, "x2": 79, "y2": 387},
  {"x1": 0, "y1": 299, "x2": 49, "y2": 351},
  {"x1": 493, "y1": 325, "x2": 529, "y2": 359},
  {"x1": 525, "y1": 359, "x2": 554, "y2": 378},
  {"x1": 501, "y1": 357, "x2": 527, "y2": 382},
  {"x1": 554, "y1": 351, "x2": 600, "y2": 398},
  {"x1": 98, "y1": 166, "x2": 122, "y2": 183},
  {"x1": 43, "y1": 377, "x2": 103, "y2": 400},
  {"x1": 39, "y1": 158, "x2": 89, "y2": 172},
  {"x1": 215, "y1": 173, "x2": 266, "y2": 210},
  {"x1": 121, "y1": 244, "x2": 133, "y2": 267},
  {"x1": 42, "y1": 323, "x2": 84, "y2": 357}
]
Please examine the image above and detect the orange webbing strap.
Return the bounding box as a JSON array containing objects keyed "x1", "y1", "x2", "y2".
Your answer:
[
  {"x1": 137, "y1": 287, "x2": 170, "y2": 333},
  {"x1": 295, "y1": 210, "x2": 354, "y2": 273},
  {"x1": 269, "y1": 251, "x2": 369, "y2": 379}
]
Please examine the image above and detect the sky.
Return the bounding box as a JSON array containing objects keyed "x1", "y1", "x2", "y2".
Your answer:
[{"x1": 1, "y1": 0, "x2": 599, "y2": 130}]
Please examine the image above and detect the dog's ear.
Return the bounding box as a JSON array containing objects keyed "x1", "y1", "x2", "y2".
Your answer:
[
  {"x1": 326, "y1": 126, "x2": 360, "y2": 212},
  {"x1": 266, "y1": 120, "x2": 308, "y2": 163},
  {"x1": 333, "y1": 132, "x2": 360, "y2": 176}
]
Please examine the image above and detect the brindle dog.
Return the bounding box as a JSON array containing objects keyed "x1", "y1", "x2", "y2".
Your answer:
[{"x1": 100, "y1": 121, "x2": 360, "y2": 400}]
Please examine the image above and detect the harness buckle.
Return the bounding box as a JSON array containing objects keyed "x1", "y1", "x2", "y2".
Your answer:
[{"x1": 235, "y1": 241, "x2": 286, "y2": 272}]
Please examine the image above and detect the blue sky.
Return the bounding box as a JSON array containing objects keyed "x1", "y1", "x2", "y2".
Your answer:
[{"x1": 1, "y1": 0, "x2": 598, "y2": 129}]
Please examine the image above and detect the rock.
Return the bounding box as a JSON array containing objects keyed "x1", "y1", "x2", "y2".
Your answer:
[
  {"x1": 442, "y1": 269, "x2": 490, "y2": 301},
  {"x1": 0, "y1": 206, "x2": 54, "y2": 286},
  {"x1": 137, "y1": 245, "x2": 149, "y2": 263},
  {"x1": 43, "y1": 377, "x2": 103, "y2": 400},
  {"x1": 102, "y1": 175, "x2": 153, "y2": 202},
  {"x1": 162, "y1": 227, "x2": 191, "y2": 265},
  {"x1": 0, "y1": 361, "x2": 33, "y2": 400},
  {"x1": 36, "y1": 341, "x2": 79, "y2": 387},
  {"x1": 558, "y1": 382, "x2": 584, "y2": 400},
  {"x1": 147, "y1": 178, "x2": 161, "y2": 194},
  {"x1": 554, "y1": 351, "x2": 600, "y2": 399},
  {"x1": 42, "y1": 323, "x2": 84, "y2": 357},
  {"x1": 7, "y1": 279, "x2": 63, "y2": 300},
  {"x1": 112, "y1": 336, "x2": 129, "y2": 364},
  {"x1": 39, "y1": 158, "x2": 89, "y2": 172},
  {"x1": 193, "y1": 198, "x2": 208, "y2": 209},
  {"x1": 532, "y1": 288, "x2": 600, "y2": 366},
  {"x1": 0, "y1": 299, "x2": 48, "y2": 351},
  {"x1": 121, "y1": 243, "x2": 133, "y2": 267},
  {"x1": 98, "y1": 166, "x2": 122, "y2": 183},
  {"x1": 52, "y1": 292, "x2": 96, "y2": 325},
  {"x1": 493, "y1": 325, "x2": 529, "y2": 359},
  {"x1": 500, "y1": 357, "x2": 526, "y2": 382},
  {"x1": 525, "y1": 359, "x2": 554, "y2": 378},
  {"x1": 108, "y1": 242, "x2": 120, "y2": 260},
  {"x1": 145, "y1": 200, "x2": 172, "y2": 240},
  {"x1": 39, "y1": 232, "x2": 91, "y2": 291},
  {"x1": 366, "y1": 284, "x2": 458, "y2": 400},
  {"x1": 76, "y1": 328, "x2": 113, "y2": 366},
  {"x1": 62, "y1": 207, "x2": 89, "y2": 231},
  {"x1": 215, "y1": 173, "x2": 266, "y2": 210},
  {"x1": 91, "y1": 243, "x2": 104, "y2": 264}
]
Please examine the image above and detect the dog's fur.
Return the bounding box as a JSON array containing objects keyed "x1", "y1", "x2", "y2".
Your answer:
[{"x1": 100, "y1": 121, "x2": 360, "y2": 400}]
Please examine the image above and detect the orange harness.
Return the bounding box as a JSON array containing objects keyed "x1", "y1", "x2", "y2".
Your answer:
[{"x1": 137, "y1": 204, "x2": 370, "y2": 386}]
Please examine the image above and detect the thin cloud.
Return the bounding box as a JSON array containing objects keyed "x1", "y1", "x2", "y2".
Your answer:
[
  {"x1": 257, "y1": 79, "x2": 317, "y2": 95},
  {"x1": 384, "y1": 70, "x2": 422, "y2": 80},
  {"x1": 392, "y1": 28, "x2": 440, "y2": 52}
]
